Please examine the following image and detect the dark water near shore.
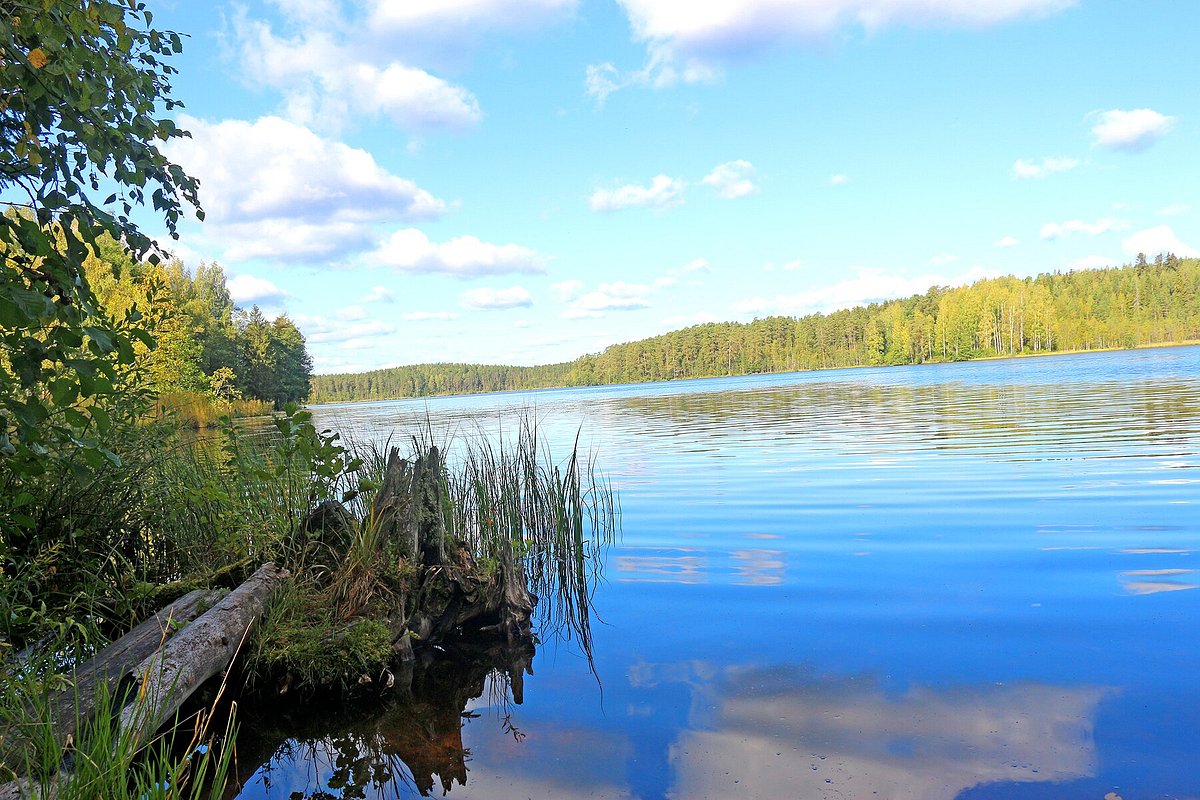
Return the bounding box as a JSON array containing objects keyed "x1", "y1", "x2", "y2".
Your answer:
[{"x1": 233, "y1": 347, "x2": 1200, "y2": 800}]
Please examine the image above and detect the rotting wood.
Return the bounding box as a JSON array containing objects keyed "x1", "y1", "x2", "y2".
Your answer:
[
  {"x1": 117, "y1": 562, "x2": 289, "y2": 746},
  {"x1": 0, "y1": 590, "x2": 222, "y2": 777},
  {"x1": 0, "y1": 589, "x2": 223, "y2": 800}
]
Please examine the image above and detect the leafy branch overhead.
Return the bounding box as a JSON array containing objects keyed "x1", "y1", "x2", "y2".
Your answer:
[{"x1": 0, "y1": 0, "x2": 201, "y2": 464}]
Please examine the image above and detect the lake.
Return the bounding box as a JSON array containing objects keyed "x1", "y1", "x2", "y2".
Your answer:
[{"x1": 232, "y1": 346, "x2": 1200, "y2": 800}]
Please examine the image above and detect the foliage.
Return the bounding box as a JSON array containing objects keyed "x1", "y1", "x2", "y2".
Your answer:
[
  {"x1": 83, "y1": 247, "x2": 314, "y2": 407},
  {"x1": 313, "y1": 256, "x2": 1200, "y2": 402},
  {"x1": 248, "y1": 581, "x2": 394, "y2": 693},
  {"x1": 447, "y1": 419, "x2": 617, "y2": 662},
  {"x1": 0, "y1": 0, "x2": 198, "y2": 467}
]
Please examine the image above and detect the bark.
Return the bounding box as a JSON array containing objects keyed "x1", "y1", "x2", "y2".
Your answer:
[
  {"x1": 117, "y1": 562, "x2": 289, "y2": 745},
  {"x1": 0, "y1": 589, "x2": 223, "y2": 800}
]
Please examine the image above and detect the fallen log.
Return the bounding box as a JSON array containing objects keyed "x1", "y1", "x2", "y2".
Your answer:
[
  {"x1": 117, "y1": 562, "x2": 289, "y2": 745},
  {"x1": 0, "y1": 589, "x2": 223, "y2": 800},
  {"x1": 0, "y1": 589, "x2": 222, "y2": 779},
  {"x1": 0, "y1": 564, "x2": 288, "y2": 800}
]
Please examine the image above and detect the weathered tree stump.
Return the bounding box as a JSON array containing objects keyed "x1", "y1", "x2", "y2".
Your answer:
[{"x1": 367, "y1": 446, "x2": 536, "y2": 658}]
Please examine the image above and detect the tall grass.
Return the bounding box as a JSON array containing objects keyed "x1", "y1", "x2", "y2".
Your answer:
[
  {"x1": 0, "y1": 646, "x2": 237, "y2": 800},
  {"x1": 444, "y1": 417, "x2": 618, "y2": 662},
  {"x1": 153, "y1": 392, "x2": 273, "y2": 430}
]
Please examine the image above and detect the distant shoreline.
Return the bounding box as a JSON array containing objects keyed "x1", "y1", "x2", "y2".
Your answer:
[{"x1": 308, "y1": 340, "x2": 1200, "y2": 409}]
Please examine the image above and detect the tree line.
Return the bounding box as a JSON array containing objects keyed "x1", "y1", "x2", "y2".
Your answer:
[
  {"x1": 312, "y1": 254, "x2": 1200, "y2": 403},
  {"x1": 83, "y1": 235, "x2": 313, "y2": 408}
]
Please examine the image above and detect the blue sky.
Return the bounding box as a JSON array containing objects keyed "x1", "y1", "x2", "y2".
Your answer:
[{"x1": 142, "y1": 0, "x2": 1198, "y2": 374}]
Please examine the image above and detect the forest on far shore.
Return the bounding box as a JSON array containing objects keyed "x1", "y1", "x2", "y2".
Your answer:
[{"x1": 312, "y1": 254, "x2": 1200, "y2": 404}]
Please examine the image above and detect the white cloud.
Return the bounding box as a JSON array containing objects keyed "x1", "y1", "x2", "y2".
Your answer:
[
  {"x1": 562, "y1": 281, "x2": 653, "y2": 318},
  {"x1": 297, "y1": 315, "x2": 397, "y2": 344},
  {"x1": 734, "y1": 265, "x2": 997, "y2": 317},
  {"x1": 336, "y1": 304, "x2": 368, "y2": 321},
  {"x1": 1090, "y1": 108, "x2": 1176, "y2": 152},
  {"x1": 929, "y1": 253, "x2": 959, "y2": 265},
  {"x1": 371, "y1": 229, "x2": 546, "y2": 277},
  {"x1": 584, "y1": 46, "x2": 718, "y2": 102},
  {"x1": 1012, "y1": 156, "x2": 1079, "y2": 179},
  {"x1": 551, "y1": 279, "x2": 585, "y2": 301},
  {"x1": 165, "y1": 116, "x2": 445, "y2": 261},
  {"x1": 367, "y1": 0, "x2": 577, "y2": 36},
  {"x1": 562, "y1": 259, "x2": 709, "y2": 317},
  {"x1": 403, "y1": 310, "x2": 459, "y2": 321},
  {"x1": 234, "y1": 12, "x2": 481, "y2": 132},
  {"x1": 1040, "y1": 218, "x2": 1129, "y2": 240},
  {"x1": 364, "y1": 285, "x2": 395, "y2": 303},
  {"x1": 1159, "y1": 204, "x2": 1192, "y2": 217},
  {"x1": 1122, "y1": 225, "x2": 1199, "y2": 258},
  {"x1": 763, "y1": 258, "x2": 805, "y2": 272},
  {"x1": 462, "y1": 286, "x2": 533, "y2": 309},
  {"x1": 1067, "y1": 255, "x2": 1112, "y2": 271},
  {"x1": 654, "y1": 257, "x2": 712, "y2": 287},
  {"x1": 590, "y1": 175, "x2": 685, "y2": 211},
  {"x1": 228, "y1": 274, "x2": 288, "y2": 306},
  {"x1": 994, "y1": 235, "x2": 1020, "y2": 248},
  {"x1": 829, "y1": 174, "x2": 850, "y2": 186},
  {"x1": 702, "y1": 160, "x2": 758, "y2": 199},
  {"x1": 597, "y1": 0, "x2": 1072, "y2": 94}
]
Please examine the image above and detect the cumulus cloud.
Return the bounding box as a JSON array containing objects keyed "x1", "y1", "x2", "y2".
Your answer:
[
  {"x1": 233, "y1": 11, "x2": 481, "y2": 132},
  {"x1": 551, "y1": 279, "x2": 585, "y2": 301},
  {"x1": 654, "y1": 257, "x2": 712, "y2": 287},
  {"x1": 591, "y1": 0, "x2": 1072, "y2": 97},
  {"x1": 165, "y1": 116, "x2": 445, "y2": 261},
  {"x1": 1090, "y1": 108, "x2": 1176, "y2": 152},
  {"x1": 994, "y1": 235, "x2": 1020, "y2": 248},
  {"x1": 462, "y1": 286, "x2": 533, "y2": 309},
  {"x1": 1012, "y1": 156, "x2": 1079, "y2": 179},
  {"x1": 364, "y1": 285, "x2": 395, "y2": 303},
  {"x1": 1122, "y1": 225, "x2": 1198, "y2": 258},
  {"x1": 1040, "y1": 218, "x2": 1129, "y2": 240},
  {"x1": 336, "y1": 304, "x2": 367, "y2": 321},
  {"x1": 562, "y1": 281, "x2": 653, "y2": 318},
  {"x1": 929, "y1": 253, "x2": 959, "y2": 265},
  {"x1": 367, "y1": 0, "x2": 577, "y2": 38},
  {"x1": 734, "y1": 265, "x2": 997, "y2": 317},
  {"x1": 829, "y1": 174, "x2": 850, "y2": 186},
  {"x1": 403, "y1": 310, "x2": 459, "y2": 321},
  {"x1": 584, "y1": 46, "x2": 718, "y2": 102},
  {"x1": 371, "y1": 229, "x2": 546, "y2": 277},
  {"x1": 590, "y1": 175, "x2": 685, "y2": 211},
  {"x1": 228, "y1": 274, "x2": 288, "y2": 306},
  {"x1": 1158, "y1": 204, "x2": 1192, "y2": 217},
  {"x1": 560, "y1": 258, "x2": 710, "y2": 318},
  {"x1": 297, "y1": 315, "x2": 397, "y2": 344},
  {"x1": 702, "y1": 160, "x2": 758, "y2": 199},
  {"x1": 763, "y1": 258, "x2": 806, "y2": 272}
]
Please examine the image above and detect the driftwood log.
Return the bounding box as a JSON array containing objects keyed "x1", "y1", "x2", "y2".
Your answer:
[
  {"x1": 0, "y1": 564, "x2": 288, "y2": 799},
  {"x1": 0, "y1": 589, "x2": 222, "y2": 785},
  {"x1": 117, "y1": 562, "x2": 288, "y2": 744}
]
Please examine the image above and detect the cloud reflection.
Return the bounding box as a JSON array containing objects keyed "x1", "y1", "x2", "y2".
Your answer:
[{"x1": 633, "y1": 663, "x2": 1110, "y2": 800}]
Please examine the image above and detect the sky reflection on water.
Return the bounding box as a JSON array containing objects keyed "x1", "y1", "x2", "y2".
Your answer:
[{"x1": 237, "y1": 347, "x2": 1200, "y2": 800}]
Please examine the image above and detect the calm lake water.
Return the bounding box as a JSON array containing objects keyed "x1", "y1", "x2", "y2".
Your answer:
[{"x1": 233, "y1": 346, "x2": 1200, "y2": 800}]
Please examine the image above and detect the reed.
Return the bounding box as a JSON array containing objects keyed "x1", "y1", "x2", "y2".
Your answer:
[{"x1": 444, "y1": 417, "x2": 618, "y2": 663}]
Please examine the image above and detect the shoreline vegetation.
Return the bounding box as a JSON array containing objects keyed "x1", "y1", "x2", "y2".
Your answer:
[{"x1": 312, "y1": 256, "x2": 1200, "y2": 404}]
